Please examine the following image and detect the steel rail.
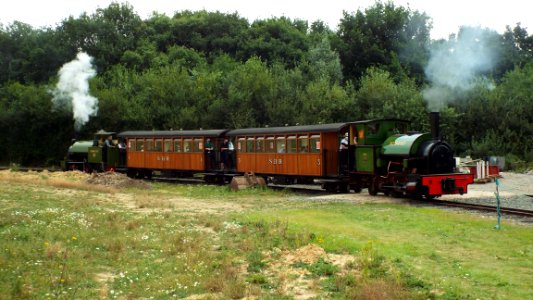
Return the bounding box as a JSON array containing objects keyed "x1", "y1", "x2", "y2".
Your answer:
[{"x1": 430, "y1": 200, "x2": 533, "y2": 217}]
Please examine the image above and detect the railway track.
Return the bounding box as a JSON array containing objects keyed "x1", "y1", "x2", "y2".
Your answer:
[
  {"x1": 151, "y1": 175, "x2": 328, "y2": 195},
  {"x1": 3, "y1": 167, "x2": 532, "y2": 218},
  {"x1": 428, "y1": 199, "x2": 533, "y2": 218}
]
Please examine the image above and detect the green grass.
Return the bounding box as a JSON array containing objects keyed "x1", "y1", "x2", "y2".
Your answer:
[
  {"x1": 240, "y1": 203, "x2": 533, "y2": 299},
  {"x1": 1, "y1": 177, "x2": 532, "y2": 299},
  {"x1": 0, "y1": 180, "x2": 300, "y2": 299}
]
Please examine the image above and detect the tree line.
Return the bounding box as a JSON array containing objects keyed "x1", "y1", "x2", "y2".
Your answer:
[{"x1": 0, "y1": 1, "x2": 532, "y2": 168}]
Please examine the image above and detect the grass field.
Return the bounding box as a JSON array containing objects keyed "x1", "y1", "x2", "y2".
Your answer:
[{"x1": 0, "y1": 172, "x2": 532, "y2": 299}]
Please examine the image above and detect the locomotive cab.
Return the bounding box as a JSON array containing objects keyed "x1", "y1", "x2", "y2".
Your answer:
[{"x1": 87, "y1": 130, "x2": 120, "y2": 172}]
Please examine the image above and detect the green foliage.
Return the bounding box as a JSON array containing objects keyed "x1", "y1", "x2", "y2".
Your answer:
[
  {"x1": 165, "y1": 10, "x2": 249, "y2": 60},
  {"x1": 0, "y1": 82, "x2": 73, "y2": 165},
  {"x1": 355, "y1": 68, "x2": 426, "y2": 127},
  {"x1": 0, "y1": 1, "x2": 532, "y2": 164},
  {"x1": 60, "y1": 2, "x2": 147, "y2": 71},
  {"x1": 245, "y1": 17, "x2": 310, "y2": 67},
  {"x1": 333, "y1": 1, "x2": 431, "y2": 83}
]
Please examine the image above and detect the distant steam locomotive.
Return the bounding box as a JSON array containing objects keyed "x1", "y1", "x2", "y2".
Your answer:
[{"x1": 62, "y1": 113, "x2": 473, "y2": 198}]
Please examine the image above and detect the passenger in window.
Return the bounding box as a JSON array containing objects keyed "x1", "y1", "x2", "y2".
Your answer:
[
  {"x1": 117, "y1": 138, "x2": 126, "y2": 149},
  {"x1": 118, "y1": 138, "x2": 126, "y2": 165},
  {"x1": 339, "y1": 132, "x2": 349, "y2": 173},
  {"x1": 278, "y1": 143, "x2": 286, "y2": 153},
  {"x1": 339, "y1": 132, "x2": 349, "y2": 150}
]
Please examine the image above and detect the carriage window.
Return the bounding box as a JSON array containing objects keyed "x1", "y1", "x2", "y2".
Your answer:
[
  {"x1": 193, "y1": 138, "x2": 202, "y2": 152},
  {"x1": 129, "y1": 139, "x2": 136, "y2": 151},
  {"x1": 174, "y1": 139, "x2": 182, "y2": 152},
  {"x1": 237, "y1": 138, "x2": 246, "y2": 152},
  {"x1": 287, "y1": 136, "x2": 297, "y2": 153},
  {"x1": 298, "y1": 136, "x2": 309, "y2": 153},
  {"x1": 246, "y1": 137, "x2": 254, "y2": 153},
  {"x1": 136, "y1": 139, "x2": 145, "y2": 152},
  {"x1": 276, "y1": 137, "x2": 286, "y2": 153},
  {"x1": 266, "y1": 136, "x2": 275, "y2": 153},
  {"x1": 310, "y1": 135, "x2": 320, "y2": 153},
  {"x1": 145, "y1": 139, "x2": 154, "y2": 151},
  {"x1": 256, "y1": 137, "x2": 265, "y2": 153},
  {"x1": 155, "y1": 139, "x2": 163, "y2": 152},
  {"x1": 164, "y1": 139, "x2": 172, "y2": 152},
  {"x1": 183, "y1": 139, "x2": 192, "y2": 152}
]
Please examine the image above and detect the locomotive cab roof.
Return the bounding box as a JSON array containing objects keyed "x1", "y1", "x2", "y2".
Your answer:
[{"x1": 94, "y1": 129, "x2": 116, "y2": 137}]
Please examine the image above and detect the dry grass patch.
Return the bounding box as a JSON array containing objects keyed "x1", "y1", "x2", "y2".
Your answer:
[{"x1": 0, "y1": 170, "x2": 116, "y2": 193}]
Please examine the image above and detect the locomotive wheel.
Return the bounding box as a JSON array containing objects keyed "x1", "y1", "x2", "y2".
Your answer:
[
  {"x1": 339, "y1": 183, "x2": 349, "y2": 193},
  {"x1": 350, "y1": 184, "x2": 362, "y2": 193},
  {"x1": 392, "y1": 191, "x2": 404, "y2": 198},
  {"x1": 324, "y1": 183, "x2": 338, "y2": 193},
  {"x1": 368, "y1": 178, "x2": 378, "y2": 196},
  {"x1": 368, "y1": 183, "x2": 378, "y2": 195},
  {"x1": 424, "y1": 194, "x2": 436, "y2": 201},
  {"x1": 144, "y1": 170, "x2": 153, "y2": 180}
]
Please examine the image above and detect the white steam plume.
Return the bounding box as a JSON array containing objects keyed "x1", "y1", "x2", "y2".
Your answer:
[
  {"x1": 423, "y1": 27, "x2": 496, "y2": 111},
  {"x1": 52, "y1": 52, "x2": 98, "y2": 130}
]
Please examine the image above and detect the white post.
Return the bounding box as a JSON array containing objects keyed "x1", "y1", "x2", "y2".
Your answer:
[
  {"x1": 481, "y1": 160, "x2": 486, "y2": 179},
  {"x1": 476, "y1": 161, "x2": 481, "y2": 179}
]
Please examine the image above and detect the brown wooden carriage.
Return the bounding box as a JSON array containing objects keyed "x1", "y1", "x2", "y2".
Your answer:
[
  {"x1": 227, "y1": 123, "x2": 352, "y2": 178},
  {"x1": 118, "y1": 129, "x2": 228, "y2": 177}
]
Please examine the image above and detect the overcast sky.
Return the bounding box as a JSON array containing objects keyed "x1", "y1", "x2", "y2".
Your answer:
[{"x1": 1, "y1": 0, "x2": 531, "y2": 39}]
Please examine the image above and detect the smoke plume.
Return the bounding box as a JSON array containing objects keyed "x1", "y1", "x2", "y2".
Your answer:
[
  {"x1": 52, "y1": 52, "x2": 98, "y2": 130},
  {"x1": 423, "y1": 27, "x2": 496, "y2": 111}
]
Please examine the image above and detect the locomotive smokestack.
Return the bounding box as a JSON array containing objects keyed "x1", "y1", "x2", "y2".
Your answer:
[{"x1": 430, "y1": 112, "x2": 440, "y2": 140}]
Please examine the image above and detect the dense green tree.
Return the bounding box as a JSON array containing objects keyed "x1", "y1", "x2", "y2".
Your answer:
[
  {"x1": 297, "y1": 78, "x2": 351, "y2": 124},
  {"x1": 489, "y1": 62, "x2": 533, "y2": 158},
  {"x1": 161, "y1": 10, "x2": 249, "y2": 60},
  {"x1": 333, "y1": 1, "x2": 431, "y2": 84},
  {"x1": 355, "y1": 68, "x2": 426, "y2": 128},
  {"x1": 59, "y1": 2, "x2": 146, "y2": 71},
  {"x1": 225, "y1": 57, "x2": 275, "y2": 128},
  {"x1": 243, "y1": 17, "x2": 310, "y2": 67},
  {"x1": 0, "y1": 82, "x2": 73, "y2": 165},
  {"x1": 494, "y1": 24, "x2": 533, "y2": 80},
  {"x1": 0, "y1": 22, "x2": 72, "y2": 84},
  {"x1": 306, "y1": 36, "x2": 343, "y2": 83},
  {"x1": 0, "y1": 2, "x2": 532, "y2": 165}
]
